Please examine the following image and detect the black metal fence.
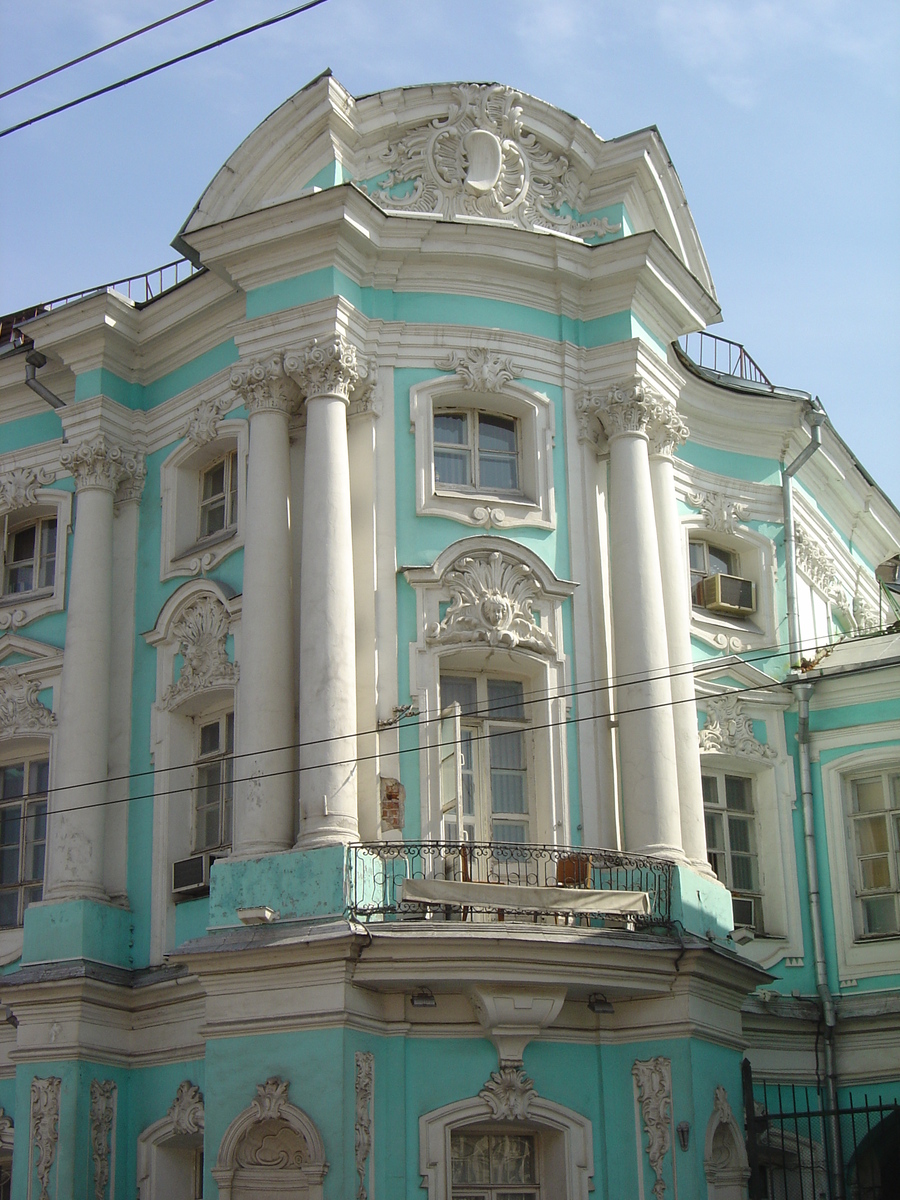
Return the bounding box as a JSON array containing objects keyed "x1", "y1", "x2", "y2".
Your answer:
[
  {"x1": 348, "y1": 841, "x2": 672, "y2": 926},
  {"x1": 744, "y1": 1064, "x2": 900, "y2": 1200}
]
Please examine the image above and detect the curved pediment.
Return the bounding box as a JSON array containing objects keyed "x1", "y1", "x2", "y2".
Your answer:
[{"x1": 176, "y1": 72, "x2": 714, "y2": 295}]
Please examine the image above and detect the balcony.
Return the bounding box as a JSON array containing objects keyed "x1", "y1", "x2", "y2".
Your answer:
[{"x1": 348, "y1": 841, "x2": 672, "y2": 927}]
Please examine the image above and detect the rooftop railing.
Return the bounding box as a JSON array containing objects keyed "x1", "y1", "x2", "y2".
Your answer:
[
  {"x1": 679, "y1": 331, "x2": 772, "y2": 388},
  {"x1": 348, "y1": 840, "x2": 672, "y2": 927},
  {"x1": 1, "y1": 258, "x2": 203, "y2": 345}
]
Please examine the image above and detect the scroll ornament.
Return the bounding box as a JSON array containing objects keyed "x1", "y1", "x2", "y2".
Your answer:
[
  {"x1": 161, "y1": 594, "x2": 239, "y2": 710},
  {"x1": 632, "y1": 1057, "x2": 672, "y2": 1200}
]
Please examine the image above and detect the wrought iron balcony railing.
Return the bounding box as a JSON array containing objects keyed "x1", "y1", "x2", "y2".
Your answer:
[
  {"x1": 348, "y1": 841, "x2": 672, "y2": 927},
  {"x1": 678, "y1": 331, "x2": 772, "y2": 388}
]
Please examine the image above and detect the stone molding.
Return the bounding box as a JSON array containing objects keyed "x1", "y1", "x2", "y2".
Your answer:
[
  {"x1": 699, "y1": 694, "x2": 777, "y2": 760},
  {"x1": 181, "y1": 393, "x2": 235, "y2": 445},
  {"x1": 435, "y1": 347, "x2": 521, "y2": 392},
  {"x1": 168, "y1": 1080, "x2": 205, "y2": 1134},
  {"x1": 90, "y1": 1079, "x2": 116, "y2": 1200},
  {"x1": 284, "y1": 335, "x2": 373, "y2": 404},
  {"x1": 230, "y1": 354, "x2": 300, "y2": 417},
  {"x1": 426, "y1": 548, "x2": 557, "y2": 654},
  {"x1": 647, "y1": 400, "x2": 689, "y2": 458},
  {"x1": 30, "y1": 1076, "x2": 61, "y2": 1200},
  {"x1": 479, "y1": 1066, "x2": 536, "y2": 1120},
  {"x1": 160, "y1": 593, "x2": 239, "y2": 710},
  {"x1": 703, "y1": 1086, "x2": 750, "y2": 1197},
  {"x1": 360, "y1": 83, "x2": 622, "y2": 240},
  {"x1": 470, "y1": 985, "x2": 566, "y2": 1064},
  {"x1": 0, "y1": 666, "x2": 56, "y2": 739},
  {"x1": 115, "y1": 451, "x2": 147, "y2": 509},
  {"x1": 794, "y1": 523, "x2": 856, "y2": 624},
  {"x1": 686, "y1": 488, "x2": 750, "y2": 534},
  {"x1": 60, "y1": 435, "x2": 143, "y2": 495},
  {"x1": 632, "y1": 1056, "x2": 672, "y2": 1200},
  {"x1": 354, "y1": 1051, "x2": 374, "y2": 1200},
  {"x1": 0, "y1": 466, "x2": 56, "y2": 516}
]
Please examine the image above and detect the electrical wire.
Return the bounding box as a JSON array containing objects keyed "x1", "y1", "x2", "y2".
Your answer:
[
  {"x1": 21, "y1": 621, "x2": 853, "y2": 802},
  {"x1": 0, "y1": 0, "x2": 221, "y2": 102},
  {"x1": 14, "y1": 634, "x2": 899, "y2": 824},
  {"x1": 0, "y1": 0, "x2": 334, "y2": 140}
]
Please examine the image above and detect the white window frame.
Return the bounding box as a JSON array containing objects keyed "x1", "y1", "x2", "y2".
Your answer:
[
  {"x1": 449, "y1": 1126, "x2": 541, "y2": 1197},
  {"x1": 696, "y1": 675, "x2": 803, "y2": 970},
  {"x1": 405, "y1": 538, "x2": 574, "y2": 846},
  {"x1": 0, "y1": 491, "x2": 71, "y2": 628},
  {"x1": 144, "y1": 580, "x2": 241, "y2": 964},
  {"x1": 845, "y1": 767, "x2": 900, "y2": 938},
  {"x1": 0, "y1": 746, "x2": 49, "y2": 930},
  {"x1": 159, "y1": 421, "x2": 247, "y2": 582},
  {"x1": 410, "y1": 375, "x2": 556, "y2": 530},
  {"x1": 192, "y1": 707, "x2": 235, "y2": 855},
  {"x1": 421, "y1": 1092, "x2": 593, "y2": 1200},
  {"x1": 683, "y1": 521, "x2": 777, "y2": 653},
  {"x1": 702, "y1": 768, "x2": 763, "y2": 932}
]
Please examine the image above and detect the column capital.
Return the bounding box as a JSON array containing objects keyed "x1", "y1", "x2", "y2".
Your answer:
[
  {"x1": 284, "y1": 335, "x2": 367, "y2": 403},
  {"x1": 647, "y1": 399, "x2": 689, "y2": 458},
  {"x1": 230, "y1": 354, "x2": 299, "y2": 417},
  {"x1": 580, "y1": 377, "x2": 662, "y2": 445},
  {"x1": 60, "y1": 435, "x2": 143, "y2": 495}
]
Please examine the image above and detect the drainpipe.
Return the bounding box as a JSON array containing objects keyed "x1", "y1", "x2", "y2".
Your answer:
[
  {"x1": 24, "y1": 350, "x2": 66, "y2": 409},
  {"x1": 782, "y1": 403, "x2": 825, "y2": 665},
  {"x1": 793, "y1": 681, "x2": 845, "y2": 1198}
]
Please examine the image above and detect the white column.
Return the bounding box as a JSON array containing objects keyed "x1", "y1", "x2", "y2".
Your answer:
[
  {"x1": 648, "y1": 405, "x2": 711, "y2": 872},
  {"x1": 285, "y1": 336, "x2": 361, "y2": 847},
  {"x1": 230, "y1": 356, "x2": 299, "y2": 856},
  {"x1": 591, "y1": 380, "x2": 685, "y2": 861},
  {"x1": 45, "y1": 437, "x2": 143, "y2": 901}
]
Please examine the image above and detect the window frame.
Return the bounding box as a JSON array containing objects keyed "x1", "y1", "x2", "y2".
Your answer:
[
  {"x1": 701, "y1": 768, "x2": 763, "y2": 933},
  {"x1": 681, "y1": 520, "x2": 776, "y2": 653},
  {"x1": 410, "y1": 375, "x2": 556, "y2": 531},
  {"x1": 0, "y1": 490, "x2": 71, "y2": 627},
  {"x1": 0, "y1": 751, "x2": 49, "y2": 929},
  {"x1": 198, "y1": 449, "x2": 238, "y2": 544},
  {"x1": 433, "y1": 409, "x2": 522, "y2": 497},
  {"x1": 192, "y1": 707, "x2": 235, "y2": 855},
  {"x1": 450, "y1": 1126, "x2": 541, "y2": 1197},
  {"x1": 846, "y1": 768, "x2": 900, "y2": 940},
  {"x1": 159, "y1": 421, "x2": 247, "y2": 582}
]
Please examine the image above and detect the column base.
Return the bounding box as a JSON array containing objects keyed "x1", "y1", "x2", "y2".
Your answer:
[
  {"x1": 295, "y1": 814, "x2": 359, "y2": 849},
  {"x1": 208, "y1": 845, "x2": 348, "y2": 928},
  {"x1": 635, "y1": 842, "x2": 689, "y2": 864},
  {"x1": 229, "y1": 837, "x2": 294, "y2": 860}
]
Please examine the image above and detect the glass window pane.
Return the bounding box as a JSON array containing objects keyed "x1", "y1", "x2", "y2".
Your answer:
[
  {"x1": 434, "y1": 413, "x2": 469, "y2": 446},
  {"x1": 727, "y1": 816, "x2": 753, "y2": 854},
  {"x1": 491, "y1": 1133, "x2": 536, "y2": 1185},
  {"x1": 689, "y1": 542, "x2": 707, "y2": 572},
  {"x1": 860, "y1": 857, "x2": 892, "y2": 891},
  {"x1": 199, "y1": 722, "x2": 221, "y2": 756},
  {"x1": 0, "y1": 848, "x2": 19, "y2": 886},
  {"x1": 491, "y1": 773, "x2": 526, "y2": 814},
  {"x1": 725, "y1": 776, "x2": 752, "y2": 812},
  {"x1": 202, "y1": 461, "x2": 225, "y2": 501},
  {"x1": 200, "y1": 499, "x2": 226, "y2": 538},
  {"x1": 0, "y1": 892, "x2": 18, "y2": 928},
  {"x1": 40, "y1": 520, "x2": 57, "y2": 558},
  {"x1": 1, "y1": 766, "x2": 24, "y2": 800},
  {"x1": 708, "y1": 545, "x2": 735, "y2": 575},
  {"x1": 863, "y1": 895, "x2": 899, "y2": 935},
  {"x1": 730, "y1": 854, "x2": 758, "y2": 892},
  {"x1": 29, "y1": 761, "x2": 49, "y2": 797},
  {"x1": 854, "y1": 778, "x2": 885, "y2": 813},
  {"x1": 452, "y1": 1133, "x2": 491, "y2": 1185},
  {"x1": 705, "y1": 811, "x2": 724, "y2": 850},
  {"x1": 441, "y1": 677, "x2": 478, "y2": 716},
  {"x1": 856, "y1": 815, "x2": 888, "y2": 855},
  {"x1": 225, "y1": 711, "x2": 235, "y2": 753},
  {"x1": 6, "y1": 564, "x2": 34, "y2": 593},
  {"x1": 707, "y1": 849, "x2": 726, "y2": 881},
  {"x1": 490, "y1": 729, "x2": 524, "y2": 771},
  {"x1": 702, "y1": 775, "x2": 719, "y2": 806},
  {"x1": 487, "y1": 680, "x2": 525, "y2": 719},
  {"x1": 434, "y1": 448, "x2": 471, "y2": 488},
  {"x1": 478, "y1": 453, "x2": 518, "y2": 492},
  {"x1": 478, "y1": 414, "x2": 516, "y2": 454},
  {"x1": 492, "y1": 821, "x2": 527, "y2": 843},
  {"x1": 9, "y1": 526, "x2": 35, "y2": 563}
]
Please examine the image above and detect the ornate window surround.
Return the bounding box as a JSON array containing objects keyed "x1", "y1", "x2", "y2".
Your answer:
[
  {"x1": 137, "y1": 1080, "x2": 205, "y2": 1200},
  {"x1": 695, "y1": 675, "x2": 802, "y2": 970},
  {"x1": 145, "y1": 580, "x2": 241, "y2": 963},
  {"x1": 420, "y1": 1088, "x2": 594, "y2": 1200},
  {"x1": 159, "y1": 418, "x2": 248, "y2": 582},
  {"x1": 0, "y1": 486, "x2": 72, "y2": 632},
  {"x1": 404, "y1": 537, "x2": 575, "y2": 844},
  {"x1": 819, "y1": 738, "x2": 900, "y2": 981},
  {"x1": 410, "y1": 367, "x2": 556, "y2": 531}
]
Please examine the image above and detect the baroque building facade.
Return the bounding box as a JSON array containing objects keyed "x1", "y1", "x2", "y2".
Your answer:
[{"x1": 0, "y1": 74, "x2": 897, "y2": 1199}]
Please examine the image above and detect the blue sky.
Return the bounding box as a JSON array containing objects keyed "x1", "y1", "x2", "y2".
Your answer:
[{"x1": 2, "y1": 0, "x2": 898, "y2": 503}]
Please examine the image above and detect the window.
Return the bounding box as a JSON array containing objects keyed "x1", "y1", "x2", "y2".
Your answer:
[
  {"x1": 702, "y1": 770, "x2": 762, "y2": 931},
  {"x1": 690, "y1": 541, "x2": 736, "y2": 599},
  {"x1": 199, "y1": 451, "x2": 238, "y2": 542},
  {"x1": 451, "y1": 1130, "x2": 539, "y2": 1198},
  {"x1": 3, "y1": 516, "x2": 56, "y2": 597},
  {"x1": 193, "y1": 711, "x2": 234, "y2": 853},
  {"x1": 434, "y1": 412, "x2": 519, "y2": 494},
  {"x1": 849, "y1": 771, "x2": 900, "y2": 937},
  {"x1": 0, "y1": 756, "x2": 48, "y2": 927},
  {"x1": 440, "y1": 676, "x2": 531, "y2": 845}
]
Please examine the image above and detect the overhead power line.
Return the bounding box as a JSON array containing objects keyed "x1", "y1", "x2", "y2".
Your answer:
[
  {"x1": 0, "y1": 0, "x2": 334, "y2": 140},
  {"x1": 0, "y1": 0, "x2": 221, "y2": 102}
]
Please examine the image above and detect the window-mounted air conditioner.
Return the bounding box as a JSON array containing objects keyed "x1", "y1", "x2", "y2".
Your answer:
[
  {"x1": 172, "y1": 852, "x2": 219, "y2": 896},
  {"x1": 697, "y1": 573, "x2": 756, "y2": 616}
]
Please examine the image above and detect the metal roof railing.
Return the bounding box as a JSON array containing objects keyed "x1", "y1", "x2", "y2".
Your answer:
[{"x1": 679, "y1": 331, "x2": 772, "y2": 388}]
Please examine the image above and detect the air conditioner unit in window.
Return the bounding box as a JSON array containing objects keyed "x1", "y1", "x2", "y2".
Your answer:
[
  {"x1": 172, "y1": 852, "x2": 219, "y2": 896},
  {"x1": 698, "y1": 573, "x2": 756, "y2": 616}
]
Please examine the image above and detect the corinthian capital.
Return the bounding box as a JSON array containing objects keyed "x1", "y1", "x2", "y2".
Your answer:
[
  {"x1": 60, "y1": 436, "x2": 142, "y2": 494},
  {"x1": 230, "y1": 354, "x2": 299, "y2": 417},
  {"x1": 284, "y1": 335, "x2": 364, "y2": 402},
  {"x1": 647, "y1": 400, "x2": 689, "y2": 458},
  {"x1": 593, "y1": 378, "x2": 661, "y2": 440}
]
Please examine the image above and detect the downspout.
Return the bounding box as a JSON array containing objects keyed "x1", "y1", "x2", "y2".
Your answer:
[
  {"x1": 24, "y1": 350, "x2": 66, "y2": 409},
  {"x1": 793, "y1": 681, "x2": 845, "y2": 1199},
  {"x1": 782, "y1": 403, "x2": 825, "y2": 666}
]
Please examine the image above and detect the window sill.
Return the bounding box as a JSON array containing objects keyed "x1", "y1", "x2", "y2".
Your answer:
[
  {"x1": 168, "y1": 529, "x2": 241, "y2": 577},
  {"x1": 422, "y1": 489, "x2": 552, "y2": 531},
  {"x1": 0, "y1": 586, "x2": 54, "y2": 609}
]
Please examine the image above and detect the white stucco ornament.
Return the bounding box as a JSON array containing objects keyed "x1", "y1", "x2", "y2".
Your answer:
[
  {"x1": 0, "y1": 666, "x2": 56, "y2": 738},
  {"x1": 426, "y1": 549, "x2": 556, "y2": 654},
  {"x1": 699, "y1": 694, "x2": 776, "y2": 760},
  {"x1": 0, "y1": 465, "x2": 55, "y2": 515},
  {"x1": 362, "y1": 84, "x2": 622, "y2": 239}
]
